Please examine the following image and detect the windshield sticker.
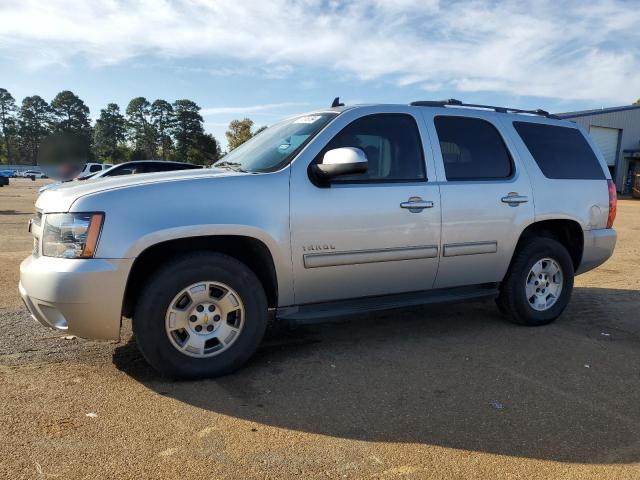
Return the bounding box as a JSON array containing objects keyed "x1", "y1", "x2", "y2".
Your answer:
[{"x1": 294, "y1": 115, "x2": 322, "y2": 124}]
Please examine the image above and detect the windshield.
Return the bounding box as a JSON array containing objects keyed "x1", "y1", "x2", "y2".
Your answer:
[{"x1": 213, "y1": 112, "x2": 338, "y2": 173}]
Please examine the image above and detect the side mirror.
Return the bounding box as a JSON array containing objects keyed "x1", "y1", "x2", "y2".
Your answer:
[{"x1": 312, "y1": 147, "x2": 368, "y2": 179}]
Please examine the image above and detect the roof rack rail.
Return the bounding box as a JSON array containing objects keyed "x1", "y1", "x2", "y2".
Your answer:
[{"x1": 409, "y1": 98, "x2": 559, "y2": 119}]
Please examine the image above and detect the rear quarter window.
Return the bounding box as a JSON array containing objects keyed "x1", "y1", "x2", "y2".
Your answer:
[{"x1": 513, "y1": 122, "x2": 605, "y2": 180}]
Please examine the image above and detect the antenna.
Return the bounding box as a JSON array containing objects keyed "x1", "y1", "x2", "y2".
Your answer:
[{"x1": 331, "y1": 97, "x2": 345, "y2": 108}]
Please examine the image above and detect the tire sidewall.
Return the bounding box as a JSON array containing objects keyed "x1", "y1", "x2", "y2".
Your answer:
[
  {"x1": 512, "y1": 239, "x2": 574, "y2": 324},
  {"x1": 134, "y1": 253, "x2": 268, "y2": 379}
]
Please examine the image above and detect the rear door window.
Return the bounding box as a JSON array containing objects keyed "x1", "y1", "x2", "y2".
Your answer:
[
  {"x1": 434, "y1": 116, "x2": 513, "y2": 181},
  {"x1": 513, "y1": 122, "x2": 605, "y2": 180}
]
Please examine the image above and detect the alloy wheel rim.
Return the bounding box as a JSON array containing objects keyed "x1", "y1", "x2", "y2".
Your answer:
[
  {"x1": 165, "y1": 281, "x2": 245, "y2": 358},
  {"x1": 525, "y1": 258, "x2": 563, "y2": 312}
]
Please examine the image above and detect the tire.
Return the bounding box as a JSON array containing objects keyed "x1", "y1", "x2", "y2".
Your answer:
[
  {"x1": 133, "y1": 252, "x2": 268, "y2": 379},
  {"x1": 497, "y1": 237, "x2": 574, "y2": 326}
]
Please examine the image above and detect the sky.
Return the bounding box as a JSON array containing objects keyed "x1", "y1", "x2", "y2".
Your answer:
[{"x1": 1, "y1": 0, "x2": 639, "y2": 148}]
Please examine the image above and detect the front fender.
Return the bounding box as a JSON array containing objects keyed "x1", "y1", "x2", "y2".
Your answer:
[
  {"x1": 70, "y1": 171, "x2": 294, "y2": 304},
  {"x1": 124, "y1": 225, "x2": 294, "y2": 305}
]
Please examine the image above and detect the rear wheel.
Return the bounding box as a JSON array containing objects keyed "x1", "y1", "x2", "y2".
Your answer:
[
  {"x1": 497, "y1": 238, "x2": 574, "y2": 326},
  {"x1": 133, "y1": 252, "x2": 268, "y2": 379}
]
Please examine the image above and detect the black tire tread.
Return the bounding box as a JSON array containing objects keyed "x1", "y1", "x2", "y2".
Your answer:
[
  {"x1": 133, "y1": 251, "x2": 268, "y2": 379},
  {"x1": 497, "y1": 237, "x2": 574, "y2": 326}
]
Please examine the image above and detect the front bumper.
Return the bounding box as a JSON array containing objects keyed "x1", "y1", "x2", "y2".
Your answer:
[
  {"x1": 19, "y1": 255, "x2": 133, "y2": 340},
  {"x1": 576, "y1": 228, "x2": 617, "y2": 275}
]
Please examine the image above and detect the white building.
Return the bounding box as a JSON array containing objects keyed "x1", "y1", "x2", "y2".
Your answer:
[{"x1": 557, "y1": 105, "x2": 640, "y2": 194}]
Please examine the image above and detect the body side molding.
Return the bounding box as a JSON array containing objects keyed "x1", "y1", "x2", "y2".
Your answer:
[
  {"x1": 443, "y1": 241, "x2": 497, "y2": 257},
  {"x1": 303, "y1": 245, "x2": 438, "y2": 268}
]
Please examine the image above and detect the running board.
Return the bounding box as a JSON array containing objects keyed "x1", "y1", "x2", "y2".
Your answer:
[{"x1": 276, "y1": 284, "x2": 499, "y2": 324}]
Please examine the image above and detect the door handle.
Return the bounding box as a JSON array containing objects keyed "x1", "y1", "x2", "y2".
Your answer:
[
  {"x1": 501, "y1": 193, "x2": 528, "y2": 206},
  {"x1": 400, "y1": 197, "x2": 434, "y2": 212}
]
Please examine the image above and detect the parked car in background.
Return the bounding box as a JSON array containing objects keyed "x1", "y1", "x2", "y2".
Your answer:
[
  {"x1": 39, "y1": 160, "x2": 203, "y2": 193},
  {"x1": 77, "y1": 162, "x2": 112, "y2": 179},
  {"x1": 22, "y1": 170, "x2": 47, "y2": 180},
  {"x1": 82, "y1": 160, "x2": 203, "y2": 179},
  {"x1": 0, "y1": 169, "x2": 18, "y2": 178},
  {"x1": 21, "y1": 100, "x2": 617, "y2": 379}
]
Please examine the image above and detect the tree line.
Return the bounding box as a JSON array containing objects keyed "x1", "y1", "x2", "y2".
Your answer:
[{"x1": 0, "y1": 88, "x2": 266, "y2": 166}]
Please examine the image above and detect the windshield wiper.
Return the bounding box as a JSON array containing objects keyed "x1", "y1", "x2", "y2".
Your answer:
[{"x1": 213, "y1": 161, "x2": 247, "y2": 172}]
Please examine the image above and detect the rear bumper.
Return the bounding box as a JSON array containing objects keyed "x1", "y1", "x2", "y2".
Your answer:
[
  {"x1": 19, "y1": 255, "x2": 133, "y2": 340},
  {"x1": 576, "y1": 228, "x2": 617, "y2": 275}
]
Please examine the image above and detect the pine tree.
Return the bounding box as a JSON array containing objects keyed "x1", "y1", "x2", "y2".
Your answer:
[
  {"x1": 0, "y1": 88, "x2": 17, "y2": 163},
  {"x1": 172, "y1": 99, "x2": 204, "y2": 162},
  {"x1": 151, "y1": 100, "x2": 175, "y2": 160},
  {"x1": 126, "y1": 97, "x2": 157, "y2": 159},
  {"x1": 94, "y1": 103, "x2": 127, "y2": 162},
  {"x1": 18, "y1": 96, "x2": 51, "y2": 165}
]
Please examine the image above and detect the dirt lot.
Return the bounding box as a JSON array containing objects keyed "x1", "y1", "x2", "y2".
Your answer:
[{"x1": 0, "y1": 178, "x2": 639, "y2": 479}]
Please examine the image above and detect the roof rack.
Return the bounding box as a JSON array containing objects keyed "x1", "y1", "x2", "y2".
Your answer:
[{"x1": 409, "y1": 98, "x2": 559, "y2": 119}]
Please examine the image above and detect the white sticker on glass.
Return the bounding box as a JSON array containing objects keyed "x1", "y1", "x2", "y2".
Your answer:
[{"x1": 294, "y1": 115, "x2": 321, "y2": 124}]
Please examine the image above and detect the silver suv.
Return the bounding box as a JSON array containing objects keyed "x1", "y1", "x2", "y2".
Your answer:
[{"x1": 20, "y1": 99, "x2": 617, "y2": 378}]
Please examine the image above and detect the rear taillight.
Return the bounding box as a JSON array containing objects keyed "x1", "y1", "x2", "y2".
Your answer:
[{"x1": 607, "y1": 179, "x2": 617, "y2": 228}]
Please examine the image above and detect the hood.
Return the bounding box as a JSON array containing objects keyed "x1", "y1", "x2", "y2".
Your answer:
[{"x1": 36, "y1": 168, "x2": 245, "y2": 212}]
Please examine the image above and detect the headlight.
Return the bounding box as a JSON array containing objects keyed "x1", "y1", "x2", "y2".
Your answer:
[{"x1": 42, "y1": 213, "x2": 104, "y2": 258}]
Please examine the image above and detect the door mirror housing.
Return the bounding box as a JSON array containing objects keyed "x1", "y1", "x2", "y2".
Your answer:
[{"x1": 312, "y1": 147, "x2": 368, "y2": 180}]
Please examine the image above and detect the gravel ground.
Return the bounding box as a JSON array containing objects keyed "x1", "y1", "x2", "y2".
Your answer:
[{"x1": 1, "y1": 178, "x2": 639, "y2": 479}]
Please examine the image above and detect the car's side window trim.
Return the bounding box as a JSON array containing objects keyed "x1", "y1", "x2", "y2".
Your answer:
[
  {"x1": 433, "y1": 114, "x2": 517, "y2": 182},
  {"x1": 310, "y1": 113, "x2": 428, "y2": 185}
]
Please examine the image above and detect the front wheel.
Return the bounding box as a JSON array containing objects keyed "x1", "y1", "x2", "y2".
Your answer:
[
  {"x1": 497, "y1": 238, "x2": 574, "y2": 326},
  {"x1": 133, "y1": 252, "x2": 268, "y2": 379}
]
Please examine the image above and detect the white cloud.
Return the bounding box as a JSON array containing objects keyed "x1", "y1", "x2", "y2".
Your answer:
[
  {"x1": 201, "y1": 102, "x2": 308, "y2": 116},
  {"x1": 0, "y1": 0, "x2": 639, "y2": 103}
]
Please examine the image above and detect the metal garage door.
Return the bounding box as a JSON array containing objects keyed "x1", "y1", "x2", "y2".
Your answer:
[{"x1": 589, "y1": 126, "x2": 619, "y2": 166}]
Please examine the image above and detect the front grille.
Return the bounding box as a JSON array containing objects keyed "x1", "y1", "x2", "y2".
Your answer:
[{"x1": 32, "y1": 236, "x2": 40, "y2": 257}]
